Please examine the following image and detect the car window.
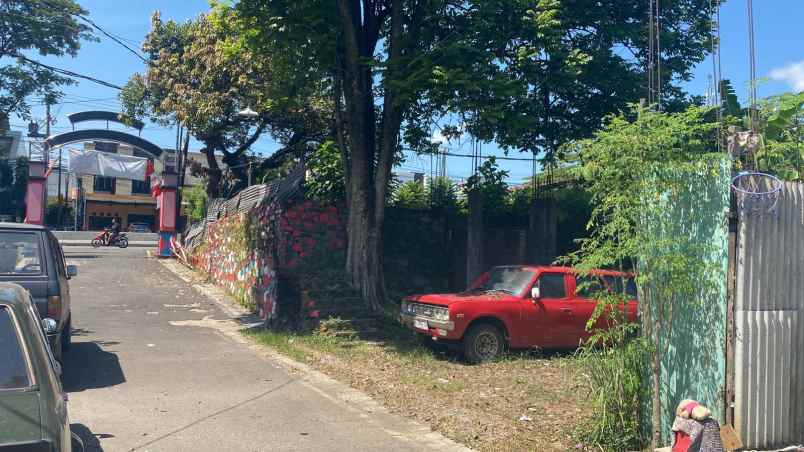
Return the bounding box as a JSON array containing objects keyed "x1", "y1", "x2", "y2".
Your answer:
[
  {"x1": 537, "y1": 273, "x2": 566, "y2": 298},
  {"x1": 0, "y1": 231, "x2": 43, "y2": 276},
  {"x1": 602, "y1": 275, "x2": 638, "y2": 299},
  {"x1": 576, "y1": 275, "x2": 606, "y2": 298},
  {"x1": 48, "y1": 234, "x2": 66, "y2": 278},
  {"x1": 0, "y1": 306, "x2": 32, "y2": 389},
  {"x1": 468, "y1": 267, "x2": 536, "y2": 295},
  {"x1": 625, "y1": 278, "x2": 638, "y2": 298}
]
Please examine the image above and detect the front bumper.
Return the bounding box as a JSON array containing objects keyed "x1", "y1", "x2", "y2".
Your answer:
[{"x1": 400, "y1": 313, "x2": 457, "y2": 338}]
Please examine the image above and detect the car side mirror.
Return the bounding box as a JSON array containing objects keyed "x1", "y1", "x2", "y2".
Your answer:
[
  {"x1": 42, "y1": 318, "x2": 58, "y2": 335},
  {"x1": 66, "y1": 265, "x2": 78, "y2": 278},
  {"x1": 531, "y1": 286, "x2": 540, "y2": 300},
  {"x1": 54, "y1": 360, "x2": 62, "y2": 377}
]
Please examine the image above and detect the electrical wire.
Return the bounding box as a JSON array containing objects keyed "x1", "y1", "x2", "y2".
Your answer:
[
  {"x1": 74, "y1": 14, "x2": 147, "y2": 63},
  {"x1": 14, "y1": 54, "x2": 123, "y2": 90},
  {"x1": 747, "y1": 0, "x2": 758, "y2": 133}
]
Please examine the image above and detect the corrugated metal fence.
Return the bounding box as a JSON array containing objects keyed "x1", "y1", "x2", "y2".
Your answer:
[
  {"x1": 182, "y1": 164, "x2": 305, "y2": 250},
  {"x1": 734, "y1": 181, "x2": 804, "y2": 448}
]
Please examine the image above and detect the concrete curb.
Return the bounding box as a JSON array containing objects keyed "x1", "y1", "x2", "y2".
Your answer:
[
  {"x1": 59, "y1": 241, "x2": 157, "y2": 248},
  {"x1": 157, "y1": 258, "x2": 473, "y2": 452}
]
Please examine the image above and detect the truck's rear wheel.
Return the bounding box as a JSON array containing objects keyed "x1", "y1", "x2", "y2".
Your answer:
[{"x1": 463, "y1": 324, "x2": 506, "y2": 364}]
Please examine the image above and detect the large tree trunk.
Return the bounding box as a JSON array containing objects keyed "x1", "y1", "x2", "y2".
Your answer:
[
  {"x1": 336, "y1": 0, "x2": 404, "y2": 312},
  {"x1": 221, "y1": 151, "x2": 248, "y2": 195},
  {"x1": 201, "y1": 146, "x2": 221, "y2": 198}
]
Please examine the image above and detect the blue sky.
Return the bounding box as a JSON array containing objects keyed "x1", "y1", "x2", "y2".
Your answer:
[{"x1": 9, "y1": 0, "x2": 804, "y2": 184}]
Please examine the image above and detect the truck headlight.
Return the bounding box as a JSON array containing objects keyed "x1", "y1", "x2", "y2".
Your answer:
[{"x1": 433, "y1": 307, "x2": 449, "y2": 322}]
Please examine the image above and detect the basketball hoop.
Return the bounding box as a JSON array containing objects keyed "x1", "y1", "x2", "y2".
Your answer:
[{"x1": 731, "y1": 171, "x2": 782, "y2": 217}]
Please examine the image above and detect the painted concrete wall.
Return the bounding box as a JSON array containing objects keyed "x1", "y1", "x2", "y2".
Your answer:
[
  {"x1": 640, "y1": 156, "x2": 730, "y2": 441},
  {"x1": 191, "y1": 198, "x2": 345, "y2": 323}
]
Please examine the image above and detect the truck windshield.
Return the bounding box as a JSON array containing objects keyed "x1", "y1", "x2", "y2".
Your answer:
[
  {"x1": 0, "y1": 232, "x2": 42, "y2": 276},
  {"x1": 0, "y1": 306, "x2": 32, "y2": 389},
  {"x1": 468, "y1": 267, "x2": 535, "y2": 295}
]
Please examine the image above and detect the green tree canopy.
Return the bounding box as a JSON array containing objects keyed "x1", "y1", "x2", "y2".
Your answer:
[
  {"x1": 121, "y1": 10, "x2": 331, "y2": 197},
  {"x1": 0, "y1": 0, "x2": 94, "y2": 120},
  {"x1": 226, "y1": 0, "x2": 719, "y2": 310}
]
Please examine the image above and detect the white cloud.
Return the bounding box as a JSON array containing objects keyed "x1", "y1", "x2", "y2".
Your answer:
[
  {"x1": 770, "y1": 60, "x2": 804, "y2": 91},
  {"x1": 431, "y1": 130, "x2": 448, "y2": 144}
]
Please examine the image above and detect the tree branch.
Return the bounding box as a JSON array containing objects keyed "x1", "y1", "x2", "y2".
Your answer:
[{"x1": 234, "y1": 120, "x2": 268, "y2": 154}]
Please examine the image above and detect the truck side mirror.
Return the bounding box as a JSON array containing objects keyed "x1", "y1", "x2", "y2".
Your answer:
[
  {"x1": 67, "y1": 265, "x2": 78, "y2": 278},
  {"x1": 531, "y1": 286, "x2": 540, "y2": 299}
]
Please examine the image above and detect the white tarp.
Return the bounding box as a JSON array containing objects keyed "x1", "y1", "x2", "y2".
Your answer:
[{"x1": 69, "y1": 149, "x2": 149, "y2": 181}]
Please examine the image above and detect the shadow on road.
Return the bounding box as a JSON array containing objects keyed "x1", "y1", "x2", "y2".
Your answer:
[
  {"x1": 71, "y1": 423, "x2": 112, "y2": 452},
  {"x1": 62, "y1": 254, "x2": 100, "y2": 259},
  {"x1": 63, "y1": 341, "x2": 126, "y2": 392}
]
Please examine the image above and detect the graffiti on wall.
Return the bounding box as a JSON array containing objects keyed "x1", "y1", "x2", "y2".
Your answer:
[{"x1": 190, "y1": 197, "x2": 345, "y2": 323}]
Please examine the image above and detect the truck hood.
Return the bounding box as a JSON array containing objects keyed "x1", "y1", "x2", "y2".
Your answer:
[{"x1": 405, "y1": 292, "x2": 518, "y2": 306}]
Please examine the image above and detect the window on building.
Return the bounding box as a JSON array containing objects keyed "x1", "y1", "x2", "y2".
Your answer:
[
  {"x1": 94, "y1": 176, "x2": 116, "y2": 193},
  {"x1": 131, "y1": 177, "x2": 151, "y2": 195},
  {"x1": 94, "y1": 141, "x2": 118, "y2": 153}
]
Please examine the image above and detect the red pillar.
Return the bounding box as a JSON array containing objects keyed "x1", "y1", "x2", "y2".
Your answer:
[
  {"x1": 154, "y1": 171, "x2": 178, "y2": 257},
  {"x1": 24, "y1": 161, "x2": 47, "y2": 225}
]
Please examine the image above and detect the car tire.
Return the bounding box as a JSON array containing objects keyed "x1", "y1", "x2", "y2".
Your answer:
[
  {"x1": 463, "y1": 324, "x2": 506, "y2": 364},
  {"x1": 61, "y1": 316, "x2": 72, "y2": 352}
]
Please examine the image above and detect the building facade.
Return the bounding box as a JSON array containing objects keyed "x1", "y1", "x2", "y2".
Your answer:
[{"x1": 77, "y1": 141, "x2": 162, "y2": 231}]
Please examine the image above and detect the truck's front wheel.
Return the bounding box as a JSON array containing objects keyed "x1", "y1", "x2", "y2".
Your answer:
[{"x1": 463, "y1": 324, "x2": 505, "y2": 364}]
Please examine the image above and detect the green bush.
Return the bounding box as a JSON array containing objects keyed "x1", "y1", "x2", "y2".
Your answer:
[
  {"x1": 183, "y1": 184, "x2": 208, "y2": 222},
  {"x1": 394, "y1": 180, "x2": 428, "y2": 209}
]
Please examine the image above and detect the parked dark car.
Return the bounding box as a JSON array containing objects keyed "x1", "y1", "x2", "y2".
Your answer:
[
  {"x1": 0, "y1": 223, "x2": 77, "y2": 362},
  {"x1": 0, "y1": 283, "x2": 83, "y2": 452}
]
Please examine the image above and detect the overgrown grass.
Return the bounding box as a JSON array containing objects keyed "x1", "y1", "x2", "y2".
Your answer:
[
  {"x1": 573, "y1": 325, "x2": 649, "y2": 452},
  {"x1": 244, "y1": 320, "x2": 588, "y2": 452}
]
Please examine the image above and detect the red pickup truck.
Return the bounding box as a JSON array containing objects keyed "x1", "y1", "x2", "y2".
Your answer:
[{"x1": 400, "y1": 265, "x2": 637, "y2": 363}]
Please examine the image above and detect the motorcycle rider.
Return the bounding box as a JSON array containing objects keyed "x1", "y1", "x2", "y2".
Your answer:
[{"x1": 108, "y1": 215, "x2": 122, "y2": 245}]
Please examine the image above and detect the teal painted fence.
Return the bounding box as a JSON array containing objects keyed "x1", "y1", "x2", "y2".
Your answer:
[{"x1": 639, "y1": 156, "x2": 730, "y2": 442}]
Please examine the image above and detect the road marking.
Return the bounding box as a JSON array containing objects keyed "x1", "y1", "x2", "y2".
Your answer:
[{"x1": 163, "y1": 303, "x2": 201, "y2": 308}]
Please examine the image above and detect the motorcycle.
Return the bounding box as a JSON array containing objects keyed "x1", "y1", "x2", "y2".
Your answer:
[{"x1": 91, "y1": 229, "x2": 129, "y2": 248}]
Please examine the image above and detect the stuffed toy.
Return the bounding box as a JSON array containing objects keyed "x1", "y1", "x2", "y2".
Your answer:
[
  {"x1": 676, "y1": 399, "x2": 712, "y2": 421},
  {"x1": 671, "y1": 400, "x2": 724, "y2": 452}
]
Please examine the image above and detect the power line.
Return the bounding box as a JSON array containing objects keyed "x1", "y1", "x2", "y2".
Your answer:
[
  {"x1": 75, "y1": 14, "x2": 147, "y2": 63},
  {"x1": 14, "y1": 54, "x2": 123, "y2": 90},
  {"x1": 31, "y1": 97, "x2": 120, "y2": 106}
]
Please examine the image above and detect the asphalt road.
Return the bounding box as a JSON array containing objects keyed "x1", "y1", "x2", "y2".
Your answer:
[{"x1": 62, "y1": 247, "x2": 461, "y2": 452}]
